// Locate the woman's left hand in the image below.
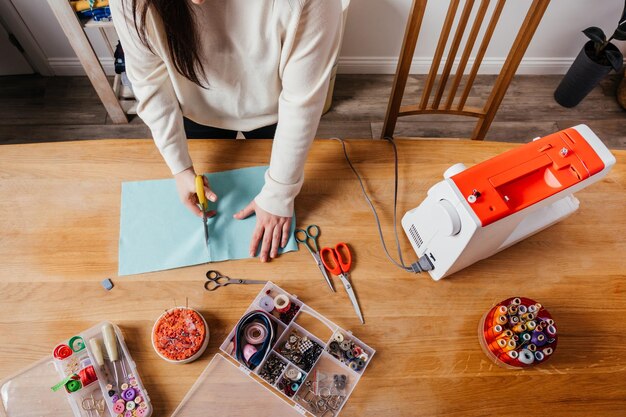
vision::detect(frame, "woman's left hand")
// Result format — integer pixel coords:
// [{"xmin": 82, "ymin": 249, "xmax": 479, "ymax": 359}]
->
[{"xmin": 234, "ymin": 200, "xmax": 292, "ymax": 262}]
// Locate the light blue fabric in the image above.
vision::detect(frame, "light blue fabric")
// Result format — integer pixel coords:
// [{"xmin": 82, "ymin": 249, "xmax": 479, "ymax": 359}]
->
[{"xmin": 118, "ymin": 166, "xmax": 298, "ymax": 276}]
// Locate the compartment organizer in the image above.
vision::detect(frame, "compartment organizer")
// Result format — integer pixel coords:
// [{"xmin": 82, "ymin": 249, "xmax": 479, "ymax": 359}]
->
[
  {"xmin": 173, "ymin": 282, "xmax": 375, "ymax": 417},
  {"xmin": 0, "ymin": 322, "xmax": 152, "ymax": 417}
]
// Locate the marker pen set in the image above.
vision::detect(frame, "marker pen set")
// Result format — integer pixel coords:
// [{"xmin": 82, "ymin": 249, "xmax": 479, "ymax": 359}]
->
[{"xmin": 478, "ymin": 297, "xmax": 558, "ymax": 368}]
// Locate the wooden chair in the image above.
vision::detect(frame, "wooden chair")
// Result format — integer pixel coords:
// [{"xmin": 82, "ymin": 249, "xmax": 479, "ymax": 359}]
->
[{"xmin": 382, "ymin": 0, "xmax": 551, "ymax": 140}]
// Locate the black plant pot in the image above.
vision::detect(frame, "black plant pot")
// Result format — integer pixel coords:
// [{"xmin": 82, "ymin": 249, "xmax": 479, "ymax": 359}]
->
[{"xmin": 554, "ymin": 41, "xmax": 619, "ymax": 108}]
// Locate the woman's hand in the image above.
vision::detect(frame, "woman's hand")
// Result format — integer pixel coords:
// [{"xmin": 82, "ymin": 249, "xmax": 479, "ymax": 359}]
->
[
  {"xmin": 234, "ymin": 200, "xmax": 292, "ymax": 262},
  {"xmin": 174, "ymin": 167, "xmax": 217, "ymax": 218}
]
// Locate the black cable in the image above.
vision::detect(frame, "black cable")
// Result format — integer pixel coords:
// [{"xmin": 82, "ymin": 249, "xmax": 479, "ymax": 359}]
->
[{"xmin": 332, "ymin": 137, "xmax": 434, "ymax": 274}]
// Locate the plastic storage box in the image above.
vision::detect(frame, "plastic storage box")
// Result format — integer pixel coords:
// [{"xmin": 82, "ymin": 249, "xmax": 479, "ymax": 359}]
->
[
  {"xmin": 171, "ymin": 282, "xmax": 374, "ymax": 417},
  {"xmin": 0, "ymin": 322, "xmax": 152, "ymax": 417}
]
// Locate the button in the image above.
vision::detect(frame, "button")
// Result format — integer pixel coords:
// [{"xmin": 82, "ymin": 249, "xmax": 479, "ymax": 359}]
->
[
  {"xmin": 124, "ymin": 411, "xmax": 133, "ymax": 417},
  {"xmin": 126, "ymin": 401, "xmax": 136, "ymax": 410},
  {"xmin": 333, "ymin": 333, "xmax": 344, "ymax": 343},
  {"xmin": 106, "ymin": 384, "xmax": 113, "ymax": 391},
  {"xmin": 135, "ymin": 396, "xmax": 143, "ymax": 404},
  {"xmin": 111, "ymin": 394, "xmax": 120, "ymax": 402},
  {"xmin": 136, "ymin": 407, "xmax": 148, "ymax": 417},
  {"xmin": 122, "ymin": 388, "xmax": 137, "ymax": 402},
  {"xmin": 121, "ymin": 383, "xmax": 129, "ymax": 390},
  {"xmin": 130, "ymin": 378, "xmax": 138, "ymax": 387},
  {"xmin": 113, "ymin": 402, "xmax": 126, "ymax": 414}
]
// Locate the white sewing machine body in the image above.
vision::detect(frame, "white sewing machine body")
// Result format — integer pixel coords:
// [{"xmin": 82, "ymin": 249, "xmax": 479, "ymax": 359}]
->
[{"xmin": 402, "ymin": 125, "xmax": 616, "ymax": 280}]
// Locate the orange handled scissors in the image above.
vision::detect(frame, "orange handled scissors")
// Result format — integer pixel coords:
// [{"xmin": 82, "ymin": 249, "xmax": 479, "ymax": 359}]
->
[{"xmin": 320, "ymin": 243, "xmax": 364, "ymax": 324}]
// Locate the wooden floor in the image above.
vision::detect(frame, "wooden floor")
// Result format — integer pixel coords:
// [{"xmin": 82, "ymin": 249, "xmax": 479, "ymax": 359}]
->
[{"xmin": 0, "ymin": 74, "xmax": 624, "ymax": 148}]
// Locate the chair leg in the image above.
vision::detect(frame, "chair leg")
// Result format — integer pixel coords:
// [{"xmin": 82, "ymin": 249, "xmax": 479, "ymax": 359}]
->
[{"xmin": 382, "ymin": 0, "xmax": 428, "ymax": 139}]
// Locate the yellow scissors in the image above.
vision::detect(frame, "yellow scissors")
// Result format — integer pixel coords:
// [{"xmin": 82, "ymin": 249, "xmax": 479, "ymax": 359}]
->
[{"xmin": 195, "ymin": 175, "xmax": 210, "ymax": 255}]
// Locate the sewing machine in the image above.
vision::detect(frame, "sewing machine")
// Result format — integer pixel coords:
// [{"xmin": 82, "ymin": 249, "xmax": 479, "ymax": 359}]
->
[{"xmin": 402, "ymin": 125, "xmax": 616, "ymax": 280}]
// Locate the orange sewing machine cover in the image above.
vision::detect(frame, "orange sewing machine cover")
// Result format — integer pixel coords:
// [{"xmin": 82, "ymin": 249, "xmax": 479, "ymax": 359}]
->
[{"xmin": 451, "ymin": 128, "xmax": 605, "ymax": 226}]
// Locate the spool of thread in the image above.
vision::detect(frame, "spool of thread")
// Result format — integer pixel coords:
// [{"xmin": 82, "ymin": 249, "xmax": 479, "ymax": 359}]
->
[
  {"xmin": 518, "ymin": 349, "xmax": 534, "ymax": 365},
  {"xmin": 511, "ymin": 298, "xmax": 522, "ymax": 306},
  {"xmin": 274, "ymin": 294, "xmax": 291, "ymax": 313},
  {"xmin": 244, "ymin": 323, "xmax": 268, "ymax": 345},
  {"xmin": 489, "ymin": 338, "xmax": 507, "ymax": 352},
  {"xmin": 534, "ymin": 351, "xmax": 545, "ymax": 361},
  {"xmin": 496, "ymin": 330, "xmax": 514, "ymax": 340},
  {"xmin": 65, "ymin": 379, "xmax": 82, "ymax": 393},
  {"xmin": 259, "ymin": 295, "xmax": 275, "ymax": 312},
  {"xmin": 531, "ymin": 331, "xmax": 547, "ymax": 347},
  {"xmin": 78, "ymin": 365, "xmax": 98, "ymax": 387},
  {"xmin": 53, "ymin": 344, "xmax": 73, "ymax": 360},
  {"xmin": 526, "ymin": 320, "xmax": 537, "ymax": 331},
  {"xmin": 518, "ymin": 305, "xmax": 528, "ymax": 314},
  {"xmin": 486, "ymin": 324, "xmax": 503, "ymax": 339},
  {"xmin": 545, "ymin": 325, "xmax": 557, "ymax": 337}
]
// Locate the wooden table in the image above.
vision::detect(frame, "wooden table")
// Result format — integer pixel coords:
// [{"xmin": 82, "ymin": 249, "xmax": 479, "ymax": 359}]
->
[{"xmin": 0, "ymin": 139, "xmax": 624, "ymax": 416}]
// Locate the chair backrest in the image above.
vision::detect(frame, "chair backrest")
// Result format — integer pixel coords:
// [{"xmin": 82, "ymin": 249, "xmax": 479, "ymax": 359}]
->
[{"xmin": 382, "ymin": 0, "xmax": 550, "ymax": 140}]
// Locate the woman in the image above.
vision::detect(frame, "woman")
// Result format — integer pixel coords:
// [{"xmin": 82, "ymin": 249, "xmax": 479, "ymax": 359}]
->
[{"xmin": 111, "ymin": 0, "xmax": 341, "ymax": 262}]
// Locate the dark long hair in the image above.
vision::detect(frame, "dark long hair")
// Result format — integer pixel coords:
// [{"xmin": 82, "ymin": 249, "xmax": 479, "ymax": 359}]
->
[{"xmin": 128, "ymin": 0, "xmax": 206, "ymax": 86}]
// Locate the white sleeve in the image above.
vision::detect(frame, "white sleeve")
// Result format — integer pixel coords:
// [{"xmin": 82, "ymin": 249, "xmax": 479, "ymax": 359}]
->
[
  {"xmin": 110, "ymin": 0, "xmax": 192, "ymax": 174},
  {"xmin": 254, "ymin": 0, "xmax": 342, "ymax": 217}
]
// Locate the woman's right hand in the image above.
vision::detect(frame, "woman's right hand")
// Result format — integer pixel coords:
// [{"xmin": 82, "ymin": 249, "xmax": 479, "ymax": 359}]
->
[{"xmin": 175, "ymin": 167, "xmax": 217, "ymax": 217}]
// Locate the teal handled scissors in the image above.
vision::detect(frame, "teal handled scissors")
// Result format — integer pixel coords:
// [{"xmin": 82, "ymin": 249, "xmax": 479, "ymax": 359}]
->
[
  {"xmin": 320, "ymin": 243, "xmax": 364, "ymax": 324},
  {"xmin": 204, "ymin": 270, "xmax": 267, "ymax": 291},
  {"xmin": 294, "ymin": 225, "xmax": 335, "ymax": 292}
]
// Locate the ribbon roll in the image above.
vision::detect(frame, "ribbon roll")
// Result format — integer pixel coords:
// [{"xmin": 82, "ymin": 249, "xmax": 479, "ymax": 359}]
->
[
  {"xmin": 274, "ymin": 294, "xmax": 291, "ymax": 313},
  {"xmin": 244, "ymin": 323, "xmax": 268, "ymax": 345},
  {"xmin": 259, "ymin": 295, "xmax": 275, "ymax": 313}
]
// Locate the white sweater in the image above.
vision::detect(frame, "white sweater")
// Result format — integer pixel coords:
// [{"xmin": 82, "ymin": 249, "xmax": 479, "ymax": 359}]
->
[{"xmin": 111, "ymin": 0, "xmax": 341, "ymax": 217}]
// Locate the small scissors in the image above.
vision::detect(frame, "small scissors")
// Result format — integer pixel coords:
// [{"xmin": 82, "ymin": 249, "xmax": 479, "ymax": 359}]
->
[
  {"xmin": 294, "ymin": 225, "xmax": 335, "ymax": 292},
  {"xmin": 320, "ymin": 243, "xmax": 364, "ymax": 324},
  {"xmin": 204, "ymin": 270, "xmax": 267, "ymax": 291}
]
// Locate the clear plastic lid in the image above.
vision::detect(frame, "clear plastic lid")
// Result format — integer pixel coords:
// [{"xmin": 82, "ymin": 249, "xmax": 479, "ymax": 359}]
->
[
  {"xmin": 0, "ymin": 357, "xmax": 74, "ymax": 417},
  {"xmin": 170, "ymin": 354, "xmax": 301, "ymax": 417}
]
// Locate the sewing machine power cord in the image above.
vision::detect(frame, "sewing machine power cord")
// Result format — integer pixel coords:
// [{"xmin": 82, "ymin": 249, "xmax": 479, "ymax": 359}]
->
[{"xmin": 333, "ymin": 137, "xmax": 434, "ymax": 274}]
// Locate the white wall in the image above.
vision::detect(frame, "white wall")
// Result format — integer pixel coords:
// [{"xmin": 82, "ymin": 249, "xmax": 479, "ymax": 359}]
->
[
  {"xmin": 6, "ymin": 0, "xmax": 626, "ymax": 76},
  {"xmin": 338, "ymin": 0, "xmax": 626, "ymax": 74}
]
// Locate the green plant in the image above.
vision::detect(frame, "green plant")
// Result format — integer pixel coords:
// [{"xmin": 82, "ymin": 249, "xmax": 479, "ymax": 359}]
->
[{"xmin": 582, "ymin": 0, "xmax": 626, "ymax": 71}]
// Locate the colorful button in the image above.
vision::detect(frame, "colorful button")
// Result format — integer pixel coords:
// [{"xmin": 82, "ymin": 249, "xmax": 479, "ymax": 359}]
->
[
  {"xmin": 136, "ymin": 408, "xmax": 148, "ymax": 417},
  {"xmin": 124, "ymin": 411, "xmax": 133, "ymax": 417},
  {"xmin": 126, "ymin": 401, "xmax": 136, "ymax": 410},
  {"xmin": 121, "ymin": 383, "xmax": 129, "ymax": 390},
  {"xmin": 113, "ymin": 402, "xmax": 125, "ymax": 414},
  {"xmin": 135, "ymin": 396, "xmax": 143, "ymax": 404},
  {"xmin": 122, "ymin": 387, "xmax": 136, "ymax": 401},
  {"xmin": 130, "ymin": 378, "xmax": 138, "ymax": 387}
]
